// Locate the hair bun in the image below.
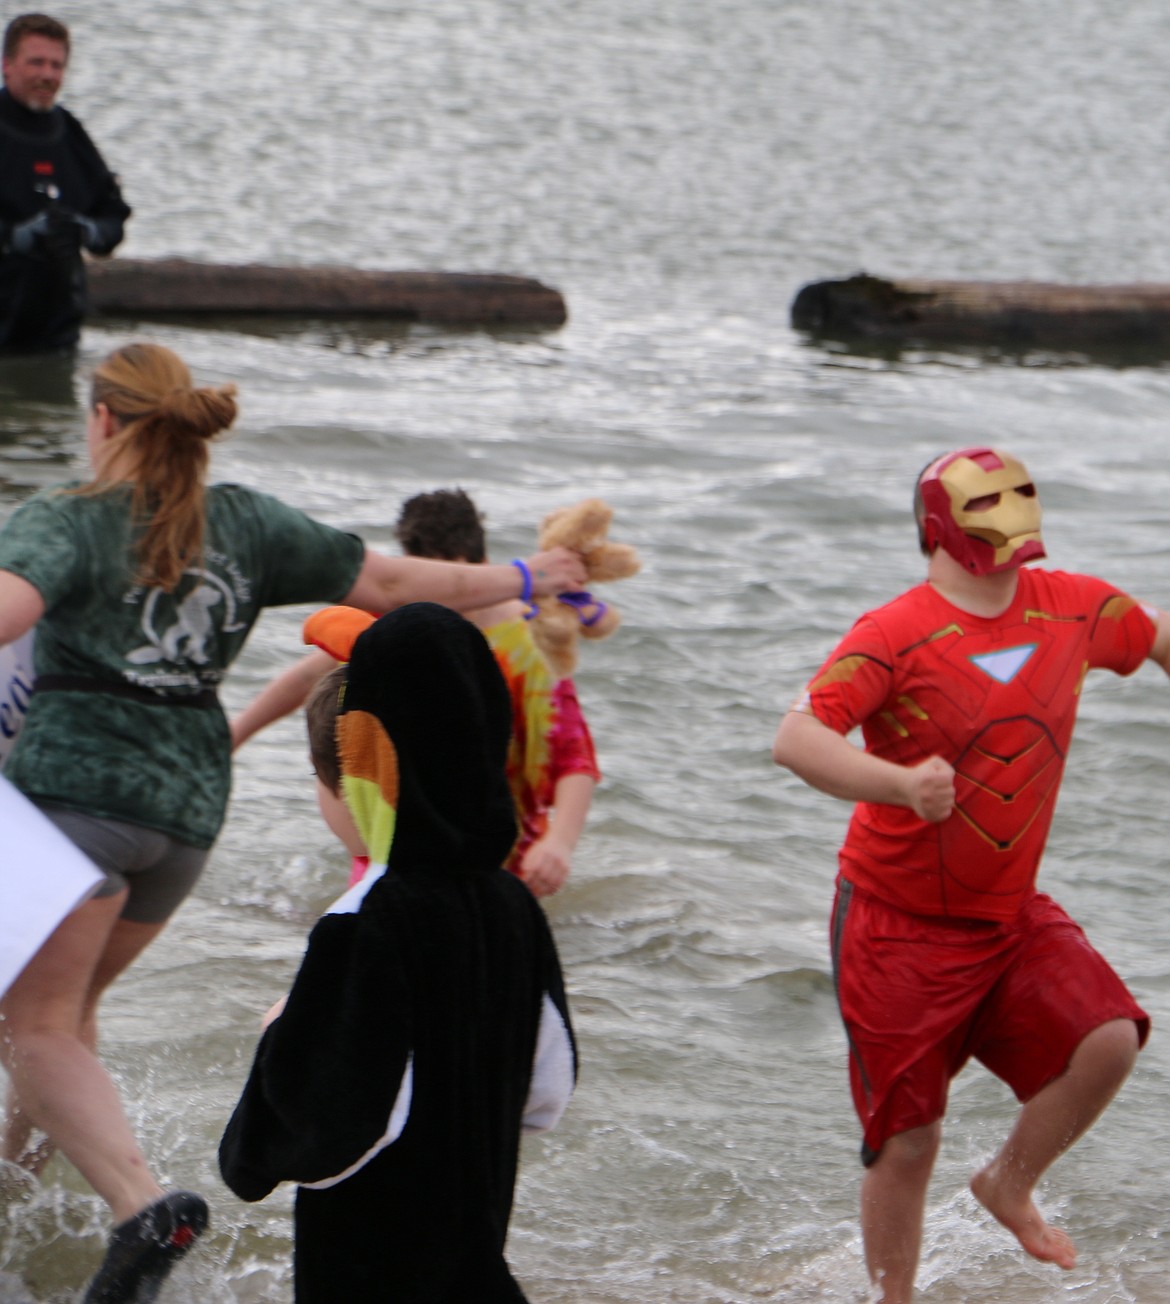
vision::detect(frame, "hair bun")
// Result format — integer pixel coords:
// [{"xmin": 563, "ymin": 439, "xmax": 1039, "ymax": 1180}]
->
[{"xmin": 159, "ymin": 383, "xmax": 239, "ymax": 439}]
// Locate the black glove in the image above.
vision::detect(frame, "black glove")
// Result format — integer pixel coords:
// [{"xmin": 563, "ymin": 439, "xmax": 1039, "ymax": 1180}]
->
[
  {"xmin": 8, "ymin": 209, "xmax": 51, "ymax": 255},
  {"xmin": 74, "ymin": 214, "xmax": 102, "ymax": 251},
  {"xmin": 39, "ymin": 205, "xmax": 84, "ymax": 262},
  {"xmin": 8, "ymin": 206, "xmax": 105, "ymax": 258}
]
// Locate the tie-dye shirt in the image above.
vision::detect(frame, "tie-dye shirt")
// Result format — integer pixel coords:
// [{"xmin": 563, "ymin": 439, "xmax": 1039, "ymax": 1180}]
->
[{"xmin": 483, "ymin": 617, "xmax": 601, "ymax": 873}]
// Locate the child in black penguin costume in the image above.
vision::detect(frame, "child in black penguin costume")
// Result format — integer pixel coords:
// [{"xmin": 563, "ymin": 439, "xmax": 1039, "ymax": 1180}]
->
[{"xmin": 219, "ymin": 603, "xmax": 578, "ymax": 1303}]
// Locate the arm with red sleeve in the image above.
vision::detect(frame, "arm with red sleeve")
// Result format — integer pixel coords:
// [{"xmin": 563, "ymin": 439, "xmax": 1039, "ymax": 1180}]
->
[
  {"xmin": 772, "ymin": 608, "xmax": 957, "ymax": 824},
  {"xmin": 518, "ymin": 677, "xmax": 601, "ymax": 896}
]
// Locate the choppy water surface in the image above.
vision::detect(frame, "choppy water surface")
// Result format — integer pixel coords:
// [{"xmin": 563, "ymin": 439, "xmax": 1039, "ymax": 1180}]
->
[{"xmin": 4, "ymin": 2, "xmax": 1170, "ymax": 1300}]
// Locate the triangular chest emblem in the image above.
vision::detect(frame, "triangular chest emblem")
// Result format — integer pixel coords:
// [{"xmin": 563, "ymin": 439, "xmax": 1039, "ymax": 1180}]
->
[{"xmin": 969, "ymin": 643, "xmax": 1037, "ymax": 684}]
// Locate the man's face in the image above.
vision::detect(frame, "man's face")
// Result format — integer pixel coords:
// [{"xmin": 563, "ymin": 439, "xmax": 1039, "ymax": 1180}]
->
[{"xmin": 3, "ymin": 34, "xmax": 68, "ymax": 111}]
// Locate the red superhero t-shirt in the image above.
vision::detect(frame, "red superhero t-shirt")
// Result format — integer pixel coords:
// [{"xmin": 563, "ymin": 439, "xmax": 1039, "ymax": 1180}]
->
[{"xmin": 800, "ymin": 569, "xmax": 1155, "ymax": 921}]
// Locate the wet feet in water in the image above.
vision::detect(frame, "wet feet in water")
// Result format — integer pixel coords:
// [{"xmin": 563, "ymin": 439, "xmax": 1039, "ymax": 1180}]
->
[{"xmin": 970, "ymin": 1167, "xmax": 1076, "ymax": 1270}]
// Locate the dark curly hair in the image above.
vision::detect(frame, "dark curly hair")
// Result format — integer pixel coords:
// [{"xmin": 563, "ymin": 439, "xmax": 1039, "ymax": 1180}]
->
[{"xmin": 394, "ymin": 488, "xmax": 486, "ymax": 563}]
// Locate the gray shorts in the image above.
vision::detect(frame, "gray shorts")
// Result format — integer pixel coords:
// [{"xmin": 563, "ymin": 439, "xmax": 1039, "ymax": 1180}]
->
[{"xmin": 37, "ymin": 804, "xmax": 209, "ymax": 925}]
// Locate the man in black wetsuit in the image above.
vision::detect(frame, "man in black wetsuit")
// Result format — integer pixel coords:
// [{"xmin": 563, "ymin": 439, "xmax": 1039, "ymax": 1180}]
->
[{"xmin": 0, "ymin": 14, "xmax": 131, "ymax": 353}]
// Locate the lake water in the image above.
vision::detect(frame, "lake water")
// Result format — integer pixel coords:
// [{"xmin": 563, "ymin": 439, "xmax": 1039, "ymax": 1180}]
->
[{"xmin": 3, "ymin": 2, "xmax": 1170, "ymax": 1301}]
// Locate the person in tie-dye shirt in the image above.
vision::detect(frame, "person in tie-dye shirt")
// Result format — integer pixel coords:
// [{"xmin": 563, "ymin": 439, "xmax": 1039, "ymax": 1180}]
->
[
  {"xmin": 394, "ymin": 489, "xmax": 599, "ymax": 895},
  {"xmin": 232, "ymin": 489, "xmax": 600, "ymax": 897}
]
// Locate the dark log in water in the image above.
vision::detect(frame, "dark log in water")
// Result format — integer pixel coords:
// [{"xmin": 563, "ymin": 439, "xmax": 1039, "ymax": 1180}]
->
[
  {"xmin": 790, "ymin": 273, "xmax": 1170, "ymax": 352},
  {"xmin": 86, "ymin": 257, "xmax": 567, "ymax": 328}
]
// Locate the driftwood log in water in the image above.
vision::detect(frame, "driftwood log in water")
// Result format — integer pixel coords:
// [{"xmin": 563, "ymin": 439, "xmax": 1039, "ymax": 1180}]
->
[
  {"xmin": 790, "ymin": 273, "xmax": 1170, "ymax": 352},
  {"xmin": 86, "ymin": 257, "xmax": 567, "ymax": 328}
]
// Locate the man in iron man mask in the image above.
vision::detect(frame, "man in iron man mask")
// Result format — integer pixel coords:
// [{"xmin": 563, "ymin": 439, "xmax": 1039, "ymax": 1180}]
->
[{"xmin": 773, "ymin": 446, "xmax": 1170, "ymax": 1304}]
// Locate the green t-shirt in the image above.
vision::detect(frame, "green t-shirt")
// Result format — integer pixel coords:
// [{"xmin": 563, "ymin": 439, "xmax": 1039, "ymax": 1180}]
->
[{"xmin": 0, "ymin": 482, "xmax": 365, "ymax": 847}]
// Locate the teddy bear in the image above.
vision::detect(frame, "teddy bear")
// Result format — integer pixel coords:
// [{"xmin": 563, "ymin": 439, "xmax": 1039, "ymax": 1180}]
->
[{"xmin": 528, "ymin": 498, "xmax": 640, "ymax": 678}]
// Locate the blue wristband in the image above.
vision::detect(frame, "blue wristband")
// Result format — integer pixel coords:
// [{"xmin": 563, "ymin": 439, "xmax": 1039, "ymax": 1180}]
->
[{"xmin": 511, "ymin": 558, "xmax": 533, "ymax": 605}]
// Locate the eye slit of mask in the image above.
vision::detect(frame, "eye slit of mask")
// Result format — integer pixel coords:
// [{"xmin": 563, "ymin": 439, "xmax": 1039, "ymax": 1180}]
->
[{"xmin": 963, "ymin": 492, "xmax": 1001, "ymax": 512}]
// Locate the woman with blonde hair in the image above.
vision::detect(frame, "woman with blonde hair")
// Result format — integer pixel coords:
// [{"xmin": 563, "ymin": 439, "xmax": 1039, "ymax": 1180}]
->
[{"xmin": 0, "ymin": 341, "xmax": 585, "ymax": 1302}]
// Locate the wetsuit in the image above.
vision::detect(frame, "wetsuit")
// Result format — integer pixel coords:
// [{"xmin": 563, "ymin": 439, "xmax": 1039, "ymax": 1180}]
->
[{"xmin": 0, "ymin": 87, "xmax": 130, "ymax": 351}]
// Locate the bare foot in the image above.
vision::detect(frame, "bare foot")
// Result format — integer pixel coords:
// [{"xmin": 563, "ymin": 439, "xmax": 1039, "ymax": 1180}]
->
[{"xmin": 970, "ymin": 1166, "xmax": 1077, "ymax": 1270}]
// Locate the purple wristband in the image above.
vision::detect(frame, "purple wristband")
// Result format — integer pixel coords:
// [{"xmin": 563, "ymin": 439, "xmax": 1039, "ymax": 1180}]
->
[
  {"xmin": 511, "ymin": 558, "xmax": 533, "ymax": 605},
  {"xmin": 558, "ymin": 590, "xmax": 609, "ymax": 627}
]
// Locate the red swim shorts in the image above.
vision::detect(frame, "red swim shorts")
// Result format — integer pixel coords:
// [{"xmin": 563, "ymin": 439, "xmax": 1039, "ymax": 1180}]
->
[{"xmin": 831, "ymin": 879, "xmax": 1149, "ymax": 1166}]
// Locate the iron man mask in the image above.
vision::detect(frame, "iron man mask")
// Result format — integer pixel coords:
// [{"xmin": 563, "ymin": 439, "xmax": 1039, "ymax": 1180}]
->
[{"xmin": 918, "ymin": 447, "xmax": 1046, "ymax": 575}]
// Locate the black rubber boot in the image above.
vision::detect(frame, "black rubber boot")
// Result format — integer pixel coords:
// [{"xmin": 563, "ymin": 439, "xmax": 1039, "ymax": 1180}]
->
[{"xmin": 82, "ymin": 1191, "xmax": 209, "ymax": 1304}]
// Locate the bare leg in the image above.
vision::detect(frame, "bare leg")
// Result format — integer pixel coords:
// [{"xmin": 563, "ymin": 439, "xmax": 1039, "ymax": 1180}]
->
[
  {"xmin": 4, "ymin": 912, "xmax": 164, "ymax": 1178},
  {"xmin": 0, "ymin": 895, "xmax": 168, "ymax": 1223},
  {"xmin": 5, "ymin": 980, "xmax": 99, "ymax": 1172},
  {"xmin": 860, "ymin": 1121, "xmax": 942, "ymax": 1304},
  {"xmin": 970, "ymin": 1018, "xmax": 1138, "ymax": 1271}
]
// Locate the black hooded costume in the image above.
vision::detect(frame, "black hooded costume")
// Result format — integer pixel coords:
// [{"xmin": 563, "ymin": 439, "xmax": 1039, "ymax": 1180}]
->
[{"xmin": 219, "ymin": 604, "xmax": 578, "ymax": 1303}]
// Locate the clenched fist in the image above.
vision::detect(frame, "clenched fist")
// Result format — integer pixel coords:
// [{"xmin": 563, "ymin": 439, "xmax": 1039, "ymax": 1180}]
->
[{"xmin": 903, "ymin": 755, "xmax": 955, "ymax": 823}]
